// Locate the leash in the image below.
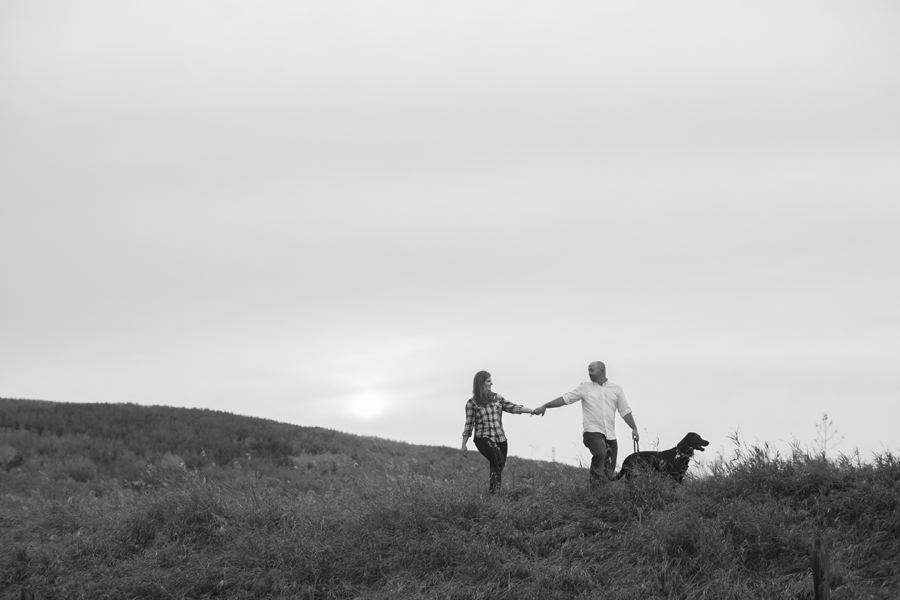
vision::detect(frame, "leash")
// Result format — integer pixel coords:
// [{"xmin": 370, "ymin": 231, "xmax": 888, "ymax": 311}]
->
[{"xmin": 633, "ymin": 439, "xmax": 640, "ymax": 453}]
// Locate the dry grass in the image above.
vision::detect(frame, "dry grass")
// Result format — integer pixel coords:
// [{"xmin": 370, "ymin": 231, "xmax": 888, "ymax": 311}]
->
[{"xmin": 3, "ymin": 439, "xmax": 900, "ymax": 599}]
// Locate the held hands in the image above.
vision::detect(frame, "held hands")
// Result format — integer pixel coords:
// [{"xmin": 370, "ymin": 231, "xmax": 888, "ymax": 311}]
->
[{"xmin": 532, "ymin": 406, "xmax": 546, "ymax": 416}]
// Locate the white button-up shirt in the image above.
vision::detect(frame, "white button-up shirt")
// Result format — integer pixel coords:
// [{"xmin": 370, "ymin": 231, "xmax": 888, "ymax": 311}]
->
[{"xmin": 562, "ymin": 380, "xmax": 632, "ymax": 438}]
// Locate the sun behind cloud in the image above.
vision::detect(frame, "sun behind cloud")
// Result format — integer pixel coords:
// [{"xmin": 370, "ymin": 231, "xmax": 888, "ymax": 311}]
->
[{"xmin": 345, "ymin": 389, "xmax": 390, "ymax": 420}]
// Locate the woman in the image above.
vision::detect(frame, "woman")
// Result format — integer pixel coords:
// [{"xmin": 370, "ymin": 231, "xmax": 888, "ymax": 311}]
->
[{"xmin": 461, "ymin": 370, "xmax": 538, "ymax": 494}]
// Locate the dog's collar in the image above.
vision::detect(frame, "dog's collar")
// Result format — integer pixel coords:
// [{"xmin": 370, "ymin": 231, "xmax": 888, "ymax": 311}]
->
[{"xmin": 675, "ymin": 448, "xmax": 693, "ymax": 461}]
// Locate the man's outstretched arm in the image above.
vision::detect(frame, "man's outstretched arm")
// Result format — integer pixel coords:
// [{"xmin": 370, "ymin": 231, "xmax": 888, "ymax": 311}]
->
[{"xmin": 533, "ymin": 397, "xmax": 565, "ymax": 416}]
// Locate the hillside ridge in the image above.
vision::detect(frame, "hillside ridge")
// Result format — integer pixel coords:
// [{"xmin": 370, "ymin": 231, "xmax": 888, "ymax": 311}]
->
[{"xmin": 3, "ymin": 397, "xmax": 899, "ymax": 599}]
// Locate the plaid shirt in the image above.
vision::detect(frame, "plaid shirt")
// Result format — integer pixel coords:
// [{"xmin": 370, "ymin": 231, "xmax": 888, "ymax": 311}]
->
[{"xmin": 462, "ymin": 394, "xmax": 526, "ymax": 442}]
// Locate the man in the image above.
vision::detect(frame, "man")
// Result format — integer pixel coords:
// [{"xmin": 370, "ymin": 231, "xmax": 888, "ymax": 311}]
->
[{"xmin": 534, "ymin": 361, "xmax": 639, "ymax": 482}]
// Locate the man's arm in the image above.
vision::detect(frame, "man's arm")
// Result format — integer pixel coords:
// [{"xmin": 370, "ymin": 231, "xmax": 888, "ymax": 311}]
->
[
  {"xmin": 623, "ymin": 412, "xmax": 639, "ymax": 441},
  {"xmin": 532, "ymin": 396, "xmax": 565, "ymax": 416}
]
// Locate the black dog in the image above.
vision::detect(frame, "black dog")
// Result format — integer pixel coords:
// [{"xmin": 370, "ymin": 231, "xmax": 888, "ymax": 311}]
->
[{"xmin": 616, "ymin": 432, "xmax": 709, "ymax": 483}]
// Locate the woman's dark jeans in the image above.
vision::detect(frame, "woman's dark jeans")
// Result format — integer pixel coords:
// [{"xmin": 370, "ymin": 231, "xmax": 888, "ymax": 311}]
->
[
  {"xmin": 474, "ymin": 437, "xmax": 508, "ymax": 493},
  {"xmin": 582, "ymin": 432, "xmax": 618, "ymax": 481}
]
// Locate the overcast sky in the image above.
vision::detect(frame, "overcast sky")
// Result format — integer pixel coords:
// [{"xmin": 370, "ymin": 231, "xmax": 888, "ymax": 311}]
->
[{"xmin": 2, "ymin": 1, "xmax": 898, "ymax": 469}]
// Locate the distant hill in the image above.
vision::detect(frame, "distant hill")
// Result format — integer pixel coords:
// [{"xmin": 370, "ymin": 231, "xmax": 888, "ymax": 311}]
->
[
  {"xmin": 0, "ymin": 397, "xmax": 553, "ymax": 492},
  {"xmin": 0, "ymin": 398, "xmax": 506, "ymax": 487},
  {"xmin": 1, "ymin": 397, "xmax": 424, "ymax": 463}
]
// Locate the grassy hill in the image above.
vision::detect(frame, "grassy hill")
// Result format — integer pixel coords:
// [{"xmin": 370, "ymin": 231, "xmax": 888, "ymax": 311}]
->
[{"xmin": 1, "ymin": 397, "xmax": 898, "ymax": 599}]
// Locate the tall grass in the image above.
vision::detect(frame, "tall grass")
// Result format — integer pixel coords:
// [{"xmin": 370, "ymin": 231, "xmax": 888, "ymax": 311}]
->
[{"xmin": 3, "ymin": 441, "xmax": 899, "ymax": 599}]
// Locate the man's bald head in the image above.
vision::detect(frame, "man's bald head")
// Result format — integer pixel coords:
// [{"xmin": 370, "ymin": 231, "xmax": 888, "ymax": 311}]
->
[{"xmin": 588, "ymin": 361, "xmax": 607, "ymax": 384}]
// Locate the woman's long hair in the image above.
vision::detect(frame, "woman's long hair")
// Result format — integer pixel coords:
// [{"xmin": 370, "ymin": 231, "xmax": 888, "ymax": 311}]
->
[{"xmin": 472, "ymin": 370, "xmax": 497, "ymax": 405}]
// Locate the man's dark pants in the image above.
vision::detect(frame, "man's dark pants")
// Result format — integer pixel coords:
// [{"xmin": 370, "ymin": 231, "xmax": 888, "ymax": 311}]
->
[
  {"xmin": 474, "ymin": 437, "xmax": 508, "ymax": 493},
  {"xmin": 583, "ymin": 431, "xmax": 618, "ymax": 481}
]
